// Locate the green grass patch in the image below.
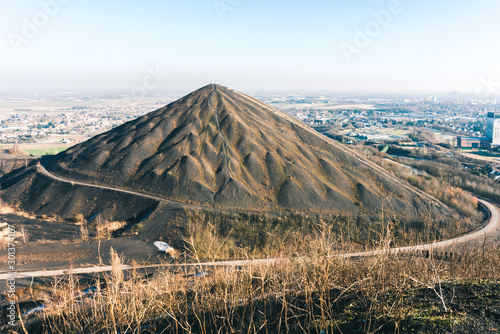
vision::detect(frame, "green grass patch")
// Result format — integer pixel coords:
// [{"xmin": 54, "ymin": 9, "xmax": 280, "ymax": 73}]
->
[{"xmin": 23, "ymin": 146, "xmax": 69, "ymax": 156}]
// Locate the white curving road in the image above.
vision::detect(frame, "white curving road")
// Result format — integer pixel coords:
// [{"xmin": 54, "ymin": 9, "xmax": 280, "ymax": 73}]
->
[{"xmin": 35, "ymin": 163, "xmax": 184, "ymax": 206}]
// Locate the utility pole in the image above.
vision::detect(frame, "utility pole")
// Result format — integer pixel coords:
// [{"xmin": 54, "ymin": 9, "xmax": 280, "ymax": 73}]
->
[{"xmin": 13, "ymin": 138, "xmax": 19, "ymax": 155}]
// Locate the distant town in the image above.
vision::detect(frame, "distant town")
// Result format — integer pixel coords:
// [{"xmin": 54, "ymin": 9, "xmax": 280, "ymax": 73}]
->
[
  {"xmin": 1, "ymin": 92, "xmax": 498, "ymax": 148},
  {"xmin": 0, "ymin": 92, "xmax": 178, "ymax": 144},
  {"xmin": 259, "ymin": 93, "xmax": 497, "ymax": 145}
]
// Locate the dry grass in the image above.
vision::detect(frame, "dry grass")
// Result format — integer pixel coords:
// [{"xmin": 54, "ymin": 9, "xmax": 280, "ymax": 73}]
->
[
  {"xmin": 376, "ymin": 157, "xmax": 481, "ymax": 223},
  {"xmin": 26, "ymin": 224, "xmax": 500, "ymax": 334},
  {"xmin": 96, "ymin": 220, "xmax": 127, "ymax": 240},
  {"xmin": 0, "ymin": 200, "xmax": 31, "ymax": 248},
  {"xmin": 182, "ymin": 209, "xmax": 478, "ymax": 264},
  {"xmin": 0, "ymin": 198, "xmax": 50, "ymax": 220}
]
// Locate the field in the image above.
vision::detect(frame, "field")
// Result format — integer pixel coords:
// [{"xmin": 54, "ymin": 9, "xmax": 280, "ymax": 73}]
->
[
  {"xmin": 21, "ymin": 146, "xmax": 69, "ymax": 156},
  {"xmin": 461, "ymin": 153, "xmax": 500, "ymax": 163},
  {"xmin": 378, "ymin": 128, "xmax": 413, "ymax": 136},
  {"xmin": 460, "ymin": 151, "xmax": 500, "ymax": 163},
  {"xmin": 0, "ymin": 96, "xmax": 174, "ymax": 115},
  {"xmin": 270, "ymin": 102, "xmax": 377, "ymax": 111}
]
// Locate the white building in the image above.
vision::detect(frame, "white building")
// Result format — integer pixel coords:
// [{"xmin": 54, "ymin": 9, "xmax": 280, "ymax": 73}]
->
[{"xmin": 487, "ymin": 112, "xmax": 500, "ymax": 146}]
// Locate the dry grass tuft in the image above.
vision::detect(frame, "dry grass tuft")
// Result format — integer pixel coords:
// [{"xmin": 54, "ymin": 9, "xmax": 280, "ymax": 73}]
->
[{"xmin": 110, "ymin": 247, "xmax": 124, "ymax": 285}]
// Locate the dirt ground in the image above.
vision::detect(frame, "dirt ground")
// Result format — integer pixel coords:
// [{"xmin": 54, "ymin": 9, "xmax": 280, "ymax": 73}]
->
[{"xmin": 0, "ymin": 212, "xmax": 168, "ymax": 287}]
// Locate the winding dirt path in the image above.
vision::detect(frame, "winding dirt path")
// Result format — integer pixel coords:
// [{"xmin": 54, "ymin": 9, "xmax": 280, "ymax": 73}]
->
[{"xmin": 36, "ymin": 163, "xmax": 183, "ymax": 206}]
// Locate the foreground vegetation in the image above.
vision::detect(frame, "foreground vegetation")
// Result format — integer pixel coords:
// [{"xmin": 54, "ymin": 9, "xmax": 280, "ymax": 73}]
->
[
  {"xmin": 6, "ymin": 222, "xmax": 498, "ymax": 334},
  {"xmin": 374, "ymin": 137, "xmax": 500, "ymax": 206},
  {"xmin": 182, "ymin": 210, "xmax": 480, "ymax": 263},
  {"xmin": 373, "ymin": 157, "xmax": 481, "ymax": 222},
  {"xmin": 352, "ymin": 145, "xmax": 483, "ymax": 223}
]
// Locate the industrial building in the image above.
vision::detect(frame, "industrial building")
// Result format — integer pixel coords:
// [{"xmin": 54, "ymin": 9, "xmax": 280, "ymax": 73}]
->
[
  {"xmin": 457, "ymin": 137, "xmax": 491, "ymax": 149},
  {"xmin": 487, "ymin": 112, "xmax": 500, "ymax": 146}
]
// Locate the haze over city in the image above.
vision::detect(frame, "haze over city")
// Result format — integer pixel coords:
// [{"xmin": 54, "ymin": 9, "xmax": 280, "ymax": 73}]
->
[{"xmin": 1, "ymin": 0, "xmax": 500, "ymax": 94}]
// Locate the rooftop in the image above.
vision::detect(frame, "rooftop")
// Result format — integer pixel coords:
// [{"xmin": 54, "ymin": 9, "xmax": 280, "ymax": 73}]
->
[{"xmin": 458, "ymin": 137, "xmax": 491, "ymax": 141}]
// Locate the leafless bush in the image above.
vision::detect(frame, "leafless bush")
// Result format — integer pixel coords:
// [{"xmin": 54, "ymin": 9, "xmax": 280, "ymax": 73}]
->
[{"xmin": 79, "ymin": 223, "xmax": 89, "ymax": 243}]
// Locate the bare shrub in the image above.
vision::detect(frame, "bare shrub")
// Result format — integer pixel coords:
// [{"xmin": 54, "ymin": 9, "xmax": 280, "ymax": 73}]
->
[
  {"xmin": 0, "ymin": 198, "xmax": 15, "ymax": 214},
  {"xmin": 79, "ymin": 224, "xmax": 89, "ymax": 243},
  {"xmin": 96, "ymin": 220, "xmax": 126, "ymax": 240}
]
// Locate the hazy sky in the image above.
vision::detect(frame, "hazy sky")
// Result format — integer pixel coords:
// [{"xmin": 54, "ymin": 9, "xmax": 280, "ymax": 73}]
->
[{"xmin": 1, "ymin": 0, "xmax": 500, "ymax": 94}]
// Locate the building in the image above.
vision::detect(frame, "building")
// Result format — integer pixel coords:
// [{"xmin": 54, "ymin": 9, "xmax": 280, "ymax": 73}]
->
[
  {"xmin": 457, "ymin": 137, "xmax": 491, "ymax": 149},
  {"xmin": 457, "ymin": 112, "xmax": 500, "ymax": 149},
  {"xmin": 487, "ymin": 112, "xmax": 500, "ymax": 146}
]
